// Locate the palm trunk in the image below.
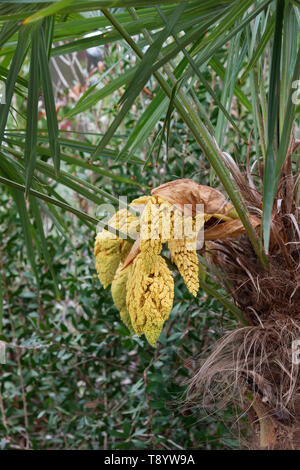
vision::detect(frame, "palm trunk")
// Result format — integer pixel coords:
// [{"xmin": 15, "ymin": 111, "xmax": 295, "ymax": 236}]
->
[{"xmin": 190, "ymin": 147, "xmax": 300, "ymax": 450}]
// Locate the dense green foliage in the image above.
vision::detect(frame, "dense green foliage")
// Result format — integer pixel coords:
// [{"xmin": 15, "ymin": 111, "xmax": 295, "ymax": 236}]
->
[
  {"xmin": 0, "ymin": 184, "xmax": 242, "ymax": 450},
  {"xmin": 0, "ymin": 0, "xmax": 299, "ymax": 450}
]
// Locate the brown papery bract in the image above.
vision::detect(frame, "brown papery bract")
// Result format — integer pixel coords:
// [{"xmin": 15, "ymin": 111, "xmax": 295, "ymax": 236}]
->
[{"xmin": 151, "ymin": 178, "xmax": 229, "ymax": 216}]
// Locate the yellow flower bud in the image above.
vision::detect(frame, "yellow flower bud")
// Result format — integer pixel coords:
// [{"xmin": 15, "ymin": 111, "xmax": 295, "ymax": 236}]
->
[
  {"xmin": 140, "ymin": 196, "xmax": 174, "ymax": 271},
  {"xmin": 126, "ymin": 253, "xmax": 174, "ymax": 346},
  {"xmin": 111, "ymin": 263, "xmax": 134, "ymax": 333},
  {"xmin": 168, "ymin": 239, "xmax": 199, "ymax": 296},
  {"xmin": 95, "ymin": 241, "xmax": 122, "ymax": 289},
  {"xmin": 94, "ymin": 209, "xmax": 138, "ymax": 288},
  {"xmin": 130, "ymin": 195, "xmax": 152, "ymax": 209}
]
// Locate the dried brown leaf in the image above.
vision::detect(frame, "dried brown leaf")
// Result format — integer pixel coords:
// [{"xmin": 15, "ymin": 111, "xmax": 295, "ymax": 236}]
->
[
  {"xmin": 151, "ymin": 179, "xmax": 228, "ymax": 216},
  {"xmin": 204, "ymin": 216, "xmax": 261, "ymax": 240}
]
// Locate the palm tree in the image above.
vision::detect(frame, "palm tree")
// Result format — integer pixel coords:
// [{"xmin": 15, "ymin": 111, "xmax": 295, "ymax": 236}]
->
[{"xmin": 0, "ymin": 0, "xmax": 299, "ymax": 448}]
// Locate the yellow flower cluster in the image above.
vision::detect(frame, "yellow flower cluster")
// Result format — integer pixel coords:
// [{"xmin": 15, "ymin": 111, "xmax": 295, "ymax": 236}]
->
[
  {"xmin": 126, "ymin": 254, "xmax": 174, "ymax": 346},
  {"xmin": 168, "ymin": 239, "xmax": 199, "ymax": 297},
  {"xmin": 111, "ymin": 263, "xmax": 134, "ymax": 333},
  {"xmin": 94, "ymin": 196, "xmax": 203, "ymax": 345},
  {"xmin": 94, "ymin": 209, "xmax": 138, "ymax": 288},
  {"xmin": 140, "ymin": 196, "xmax": 164, "ymax": 271},
  {"xmin": 139, "ymin": 195, "xmax": 203, "ymax": 295},
  {"xmin": 94, "ymin": 181, "xmax": 250, "ymax": 346}
]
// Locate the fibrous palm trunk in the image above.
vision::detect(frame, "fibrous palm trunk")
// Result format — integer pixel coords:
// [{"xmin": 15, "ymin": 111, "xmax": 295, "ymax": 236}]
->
[{"xmin": 189, "ymin": 139, "xmax": 300, "ymax": 449}]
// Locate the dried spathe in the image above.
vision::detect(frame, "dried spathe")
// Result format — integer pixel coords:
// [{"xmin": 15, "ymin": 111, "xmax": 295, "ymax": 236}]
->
[{"xmin": 151, "ymin": 179, "xmax": 228, "ymax": 215}]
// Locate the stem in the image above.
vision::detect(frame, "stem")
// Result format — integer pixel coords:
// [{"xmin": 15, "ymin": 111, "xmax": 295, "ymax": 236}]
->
[
  {"xmin": 198, "ymin": 278, "xmax": 248, "ymax": 325},
  {"xmin": 245, "ymin": 392, "xmax": 276, "ymax": 449}
]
